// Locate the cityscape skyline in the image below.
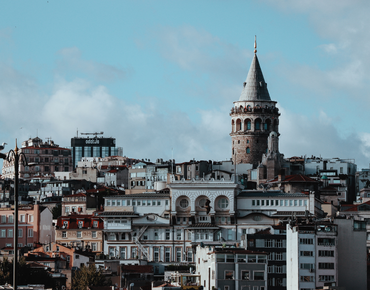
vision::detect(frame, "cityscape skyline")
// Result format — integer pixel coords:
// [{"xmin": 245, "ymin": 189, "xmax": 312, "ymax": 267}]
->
[{"xmin": 0, "ymin": 1, "xmax": 370, "ymax": 169}]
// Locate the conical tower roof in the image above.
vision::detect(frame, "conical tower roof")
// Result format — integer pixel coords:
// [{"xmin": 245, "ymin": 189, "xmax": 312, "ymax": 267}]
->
[{"xmin": 239, "ymin": 53, "xmax": 271, "ymax": 101}]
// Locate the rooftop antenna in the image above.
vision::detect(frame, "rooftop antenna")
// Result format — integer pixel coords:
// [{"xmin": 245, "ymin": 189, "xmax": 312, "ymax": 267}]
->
[
  {"xmin": 171, "ymin": 147, "xmax": 173, "ymax": 175},
  {"xmin": 254, "ymin": 35, "xmax": 257, "ymax": 54},
  {"xmin": 77, "ymin": 128, "xmax": 79, "ymax": 138}
]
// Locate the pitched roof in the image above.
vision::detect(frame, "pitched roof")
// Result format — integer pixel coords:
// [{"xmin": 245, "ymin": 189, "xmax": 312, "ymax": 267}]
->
[
  {"xmin": 239, "ymin": 54, "xmax": 271, "ymax": 101},
  {"xmin": 342, "ymin": 200, "xmax": 370, "ymax": 212},
  {"xmin": 56, "ymin": 214, "xmax": 104, "ymax": 229},
  {"xmin": 270, "ymin": 174, "xmax": 317, "ymax": 183}
]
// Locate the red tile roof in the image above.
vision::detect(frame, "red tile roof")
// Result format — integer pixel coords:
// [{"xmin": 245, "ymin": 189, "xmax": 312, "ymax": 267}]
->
[
  {"xmin": 342, "ymin": 200, "xmax": 370, "ymax": 212},
  {"xmin": 64, "ymin": 192, "xmax": 87, "ymax": 198},
  {"xmin": 56, "ymin": 214, "xmax": 104, "ymax": 229},
  {"xmin": 270, "ymin": 174, "xmax": 317, "ymax": 183}
]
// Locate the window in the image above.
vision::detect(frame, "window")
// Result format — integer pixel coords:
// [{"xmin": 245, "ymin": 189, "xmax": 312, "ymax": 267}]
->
[
  {"xmin": 317, "ymin": 238, "xmax": 335, "ymax": 246},
  {"xmin": 78, "ymin": 221, "xmax": 83, "ymax": 228},
  {"xmin": 300, "ymin": 251, "xmax": 313, "ymax": 256},
  {"xmin": 246, "ymin": 147, "xmax": 250, "ymax": 154},
  {"xmin": 28, "ymin": 229, "xmax": 33, "ymax": 237},
  {"xmin": 227, "ymin": 229, "xmax": 233, "ymax": 240},
  {"xmin": 165, "ymin": 248, "xmax": 171, "ymax": 262},
  {"xmin": 252, "ymin": 200, "xmax": 255, "ymax": 206},
  {"xmin": 20, "ymin": 215, "xmax": 25, "ymax": 222},
  {"xmin": 8, "ymin": 215, "xmax": 13, "ymax": 223},
  {"xmin": 92, "ymin": 231, "xmax": 97, "ymax": 238},
  {"xmin": 318, "ymin": 250, "xmax": 334, "ymax": 257},
  {"xmin": 77, "ymin": 231, "xmax": 82, "ymax": 238},
  {"xmin": 248, "ymin": 255, "xmax": 257, "ymax": 263},
  {"xmin": 253, "ymin": 272, "xmax": 264, "ymax": 280},
  {"xmin": 62, "ymin": 231, "xmax": 67, "ymax": 238},
  {"xmin": 225, "ymin": 270, "xmax": 234, "ymax": 279},
  {"xmin": 300, "ymin": 276, "xmax": 314, "ymax": 282},
  {"xmin": 93, "ymin": 221, "xmax": 98, "ymax": 228},
  {"xmin": 218, "ymin": 198, "xmax": 229, "ymax": 209},
  {"xmin": 91, "ymin": 243, "xmax": 97, "ymax": 251},
  {"xmin": 241, "ymin": 270, "xmax": 250, "ymax": 280},
  {"xmin": 319, "ymin": 263, "xmax": 334, "ymax": 269},
  {"xmin": 319, "ymin": 275, "xmax": 335, "ymax": 282},
  {"xmin": 120, "ymin": 247, "xmax": 126, "ymax": 259},
  {"xmin": 18, "ymin": 229, "xmax": 23, "ymax": 238},
  {"xmin": 154, "ymin": 247, "xmax": 159, "ymax": 262},
  {"xmin": 176, "ymin": 248, "xmax": 182, "ymax": 262},
  {"xmin": 8, "ymin": 229, "xmax": 13, "ymax": 237},
  {"xmin": 187, "ymin": 250, "xmax": 193, "ymax": 262},
  {"xmin": 1, "ymin": 215, "xmax": 6, "ymax": 223},
  {"xmin": 300, "ymin": 238, "xmax": 313, "ymax": 245},
  {"xmin": 180, "ymin": 199, "xmax": 189, "ymax": 208},
  {"xmin": 166, "ymin": 229, "xmax": 171, "ymax": 240},
  {"xmin": 176, "ymin": 229, "xmax": 182, "ymax": 240},
  {"xmin": 0, "ymin": 230, "xmax": 5, "ymax": 237},
  {"xmin": 300, "ymin": 263, "xmax": 314, "ymax": 270},
  {"xmin": 131, "ymin": 247, "xmax": 138, "ymax": 259}
]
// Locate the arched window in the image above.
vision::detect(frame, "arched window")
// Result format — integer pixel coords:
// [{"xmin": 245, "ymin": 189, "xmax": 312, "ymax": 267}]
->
[
  {"xmin": 218, "ymin": 198, "xmax": 229, "ymax": 209},
  {"xmin": 247, "ymin": 121, "xmax": 251, "ymax": 130},
  {"xmin": 255, "ymin": 120, "xmax": 261, "ymax": 130},
  {"xmin": 246, "ymin": 147, "xmax": 250, "ymax": 154},
  {"xmin": 180, "ymin": 199, "xmax": 189, "ymax": 208},
  {"xmin": 236, "ymin": 119, "xmax": 242, "ymax": 131}
]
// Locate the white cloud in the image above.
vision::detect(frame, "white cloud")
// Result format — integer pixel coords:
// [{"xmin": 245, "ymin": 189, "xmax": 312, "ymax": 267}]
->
[
  {"xmin": 56, "ymin": 47, "xmax": 131, "ymax": 83},
  {"xmin": 279, "ymin": 106, "xmax": 368, "ymax": 168}
]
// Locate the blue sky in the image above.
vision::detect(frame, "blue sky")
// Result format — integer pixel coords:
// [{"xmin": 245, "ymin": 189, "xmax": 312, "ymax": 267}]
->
[{"xmin": 1, "ymin": 0, "xmax": 370, "ymax": 169}]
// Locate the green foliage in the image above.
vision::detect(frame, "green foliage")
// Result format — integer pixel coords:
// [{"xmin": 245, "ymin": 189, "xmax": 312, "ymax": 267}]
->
[
  {"xmin": 72, "ymin": 264, "xmax": 111, "ymax": 290},
  {"xmin": 0, "ymin": 257, "xmax": 53, "ymax": 287},
  {"xmin": 52, "ymin": 203, "xmax": 62, "ymax": 219},
  {"xmin": 0, "ymin": 257, "xmax": 12, "ymax": 285}
]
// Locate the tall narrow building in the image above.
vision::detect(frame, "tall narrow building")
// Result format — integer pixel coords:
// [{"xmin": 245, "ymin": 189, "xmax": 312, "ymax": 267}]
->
[{"xmin": 230, "ymin": 39, "xmax": 280, "ymax": 166}]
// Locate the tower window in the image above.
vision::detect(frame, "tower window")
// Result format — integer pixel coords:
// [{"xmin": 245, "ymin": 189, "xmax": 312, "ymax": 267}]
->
[
  {"xmin": 238, "ymin": 140, "xmax": 240, "ymax": 144},
  {"xmin": 264, "ymin": 123, "xmax": 268, "ymax": 130},
  {"xmin": 232, "ymin": 148, "xmax": 234, "ymax": 155},
  {"xmin": 255, "ymin": 120, "xmax": 261, "ymax": 130},
  {"xmin": 246, "ymin": 148, "xmax": 250, "ymax": 154},
  {"xmin": 247, "ymin": 140, "xmax": 249, "ymax": 143}
]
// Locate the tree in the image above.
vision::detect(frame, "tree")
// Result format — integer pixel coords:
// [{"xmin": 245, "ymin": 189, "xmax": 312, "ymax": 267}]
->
[
  {"xmin": 52, "ymin": 203, "xmax": 62, "ymax": 219},
  {"xmin": 0, "ymin": 257, "xmax": 53, "ymax": 287},
  {"xmin": 72, "ymin": 264, "xmax": 111, "ymax": 290}
]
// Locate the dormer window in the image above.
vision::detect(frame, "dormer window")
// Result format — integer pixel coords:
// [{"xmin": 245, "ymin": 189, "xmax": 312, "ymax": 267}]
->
[
  {"xmin": 78, "ymin": 221, "xmax": 83, "ymax": 228},
  {"xmin": 63, "ymin": 221, "xmax": 68, "ymax": 228},
  {"xmin": 93, "ymin": 221, "xmax": 98, "ymax": 228}
]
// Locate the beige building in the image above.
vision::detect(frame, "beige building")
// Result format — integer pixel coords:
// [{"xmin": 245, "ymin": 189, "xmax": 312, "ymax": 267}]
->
[{"xmin": 55, "ymin": 213, "xmax": 104, "ymax": 253}]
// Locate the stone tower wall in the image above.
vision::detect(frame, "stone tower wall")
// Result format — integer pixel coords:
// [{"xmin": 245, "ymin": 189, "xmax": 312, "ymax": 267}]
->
[{"xmin": 230, "ymin": 102, "xmax": 280, "ymax": 166}]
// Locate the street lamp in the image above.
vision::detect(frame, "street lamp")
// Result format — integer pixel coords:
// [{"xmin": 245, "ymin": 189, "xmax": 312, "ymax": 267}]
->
[{"xmin": 0, "ymin": 140, "xmax": 28, "ymax": 290}]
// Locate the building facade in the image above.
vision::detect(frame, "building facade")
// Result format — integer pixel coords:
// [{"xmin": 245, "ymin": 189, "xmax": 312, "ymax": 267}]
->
[
  {"xmin": 1, "ymin": 137, "xmax": 72, "ymax": 180},
  {"xmin": 71, "ymin": 134, "xmax": 121, "ymax": 168}
]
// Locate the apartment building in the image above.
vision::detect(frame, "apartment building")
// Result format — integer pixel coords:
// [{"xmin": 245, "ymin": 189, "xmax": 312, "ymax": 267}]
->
[
  {"xmin": 196, "ymin": 244, "xmax": 268, "ymax": 290},
  {"xmin": 1, "ymin": 137, "xmax": 72, "ymax": 180},
  {"xmin": 0, "ymin": 203, "xmax": 53, "ymax": 249}
]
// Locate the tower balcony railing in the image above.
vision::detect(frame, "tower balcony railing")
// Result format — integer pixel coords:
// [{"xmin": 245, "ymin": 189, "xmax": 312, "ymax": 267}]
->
[{"xmin": 230, "ymin": 106, "xmax": 280, "ymax": 115}]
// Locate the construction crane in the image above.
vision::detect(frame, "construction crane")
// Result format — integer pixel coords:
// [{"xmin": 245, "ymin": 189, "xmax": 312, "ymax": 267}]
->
[{"xmin": 80, "ymin": 132, "xmax": 104, "ymax": 138}]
